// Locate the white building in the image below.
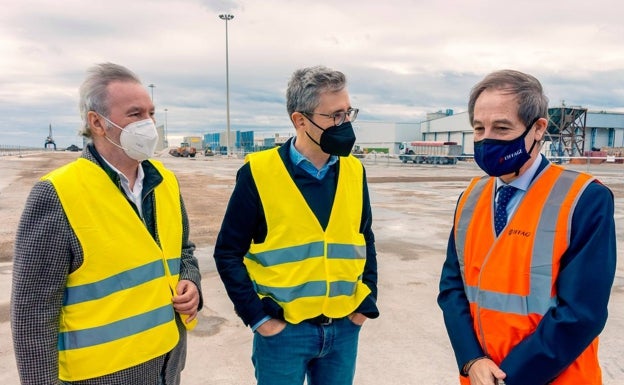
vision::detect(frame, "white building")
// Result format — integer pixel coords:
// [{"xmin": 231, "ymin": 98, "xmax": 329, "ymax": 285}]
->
[
  {"xmin": 420, "ymin": 112, "xmax": 473, "ymax": 154},
  {"xmin": 586, "ymin": 111, "xmax": 624, "ymax": 149},
  {"xmin": 353, "ymin": 121, "xmax": 421, "ymax": 154},
  {"xmin": 353, "ymin": 110, "xmax": 624, "ymax": 156}
]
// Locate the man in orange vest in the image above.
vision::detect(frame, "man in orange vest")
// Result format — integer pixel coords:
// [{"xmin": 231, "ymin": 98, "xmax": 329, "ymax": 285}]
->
[{"xmin": 438, "ymin": 69, "xmax": 616, "ymax": 385}]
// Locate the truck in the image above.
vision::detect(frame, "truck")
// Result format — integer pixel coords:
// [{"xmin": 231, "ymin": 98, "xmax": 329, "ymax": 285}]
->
[
  {"xmin": 169, "ymin": 142, "xmax": 197, "ymax": 158},
  {"xmin": 398, "ymin": 141, "xmax": 462, "ymax": 165}
]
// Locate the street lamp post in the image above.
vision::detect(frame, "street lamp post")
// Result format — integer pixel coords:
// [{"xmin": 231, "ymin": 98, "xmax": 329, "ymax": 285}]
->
[
  {"xmin": 164, "ymin": 108, "xmax": 168, "ymax": 149},
  {"xmin": 148, "ymin": 83, "xmax": 155, "ymax": 102},
  {"xmin": 219, "ymin": 13, "xmax": 234, "ymax": 156}
]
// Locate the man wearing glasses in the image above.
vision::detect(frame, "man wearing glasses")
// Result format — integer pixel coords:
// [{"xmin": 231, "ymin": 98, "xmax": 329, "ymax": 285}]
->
[{"xmin": 214, "ymin": 65, "xmax": 378, "ymax": 385}]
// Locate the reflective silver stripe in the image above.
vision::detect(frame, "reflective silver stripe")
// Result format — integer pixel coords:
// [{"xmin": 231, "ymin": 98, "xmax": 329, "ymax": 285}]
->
[
  {"xmin": 329, "ymin": 280, "xmax": 358, "ymax": 296},
  {"xmin": 246, "ymin": 242, "xmax": 325, "ymax": 266},
  {"xmin": 465, "ymin": 286, "xmax": 557, "ymax": 315},
  {"xmin": 254, "ymin": 279, "xmax": 359, "ymax": 303},
  {"xmin": 528, "ymin": 169, "xmax": 579, "ymax": 313},
  {"xmin": 64, "ymin": 260, "xmax": 166, "ymax": 306},
  {"xmin": 459, "ymin": 169, "xmax": 591, "ymax": 315},
  {"xmin": 254, "ymin": 281, "xmax": 327, "ymax": 302},
  {"xmin": 58, "ymin": 304, "xmax": 175, "ymax": 351},
  {"xmin": 456, "ymin": 177, "xmax": 490, "ymax": 277},
  {"xmin": 327, "ymin": 243, "xmax": 366, "ymax": 260},
  {"xmin": 246, "ymin": 242, "xmax": 364, "ymax": 266}
]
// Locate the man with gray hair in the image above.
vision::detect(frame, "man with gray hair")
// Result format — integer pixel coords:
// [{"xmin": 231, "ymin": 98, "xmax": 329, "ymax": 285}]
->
[
  {"xmin": 438, "ymin": 69, "xmax": 616, "ymax": 385},
  {"xmin": 11, "ymin": 62, "xmax": 202, "ymax": 384},
  {"xmin": 214, "ymin": 65, "xmax": 379, "ymax": 385}
]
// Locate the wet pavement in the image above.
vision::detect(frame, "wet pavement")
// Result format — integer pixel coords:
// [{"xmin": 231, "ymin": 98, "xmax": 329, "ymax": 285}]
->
[{"xmin": 1, "ymin": 153, "xmax": 623, "ymax": 384}]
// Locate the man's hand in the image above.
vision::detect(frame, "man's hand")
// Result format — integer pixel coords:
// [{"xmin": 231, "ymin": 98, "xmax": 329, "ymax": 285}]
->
[
  {"xmin": 468, "ymin": 358, "xmax": 506, "ymax": 385},
  {"xmin": 172, "ymin": 279, "xmax": 200, "ymax": 323},
  {"xmin": 348, "ymin": 312, "xmax": 367, "ymax": 326},
  {"xmin": 256, "ymin": 318, "xmax": 287, "ymax": 337}
]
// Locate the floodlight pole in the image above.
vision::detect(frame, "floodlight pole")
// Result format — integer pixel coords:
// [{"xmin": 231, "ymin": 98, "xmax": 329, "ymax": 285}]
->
[{"xmin": 219, "ymin": 13, "xmax": 234, "ymax": 156}]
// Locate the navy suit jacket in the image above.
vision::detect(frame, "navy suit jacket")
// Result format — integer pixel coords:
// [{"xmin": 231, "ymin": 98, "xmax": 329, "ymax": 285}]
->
[{"xmin": 438, "ymin": 156, "xmax": 616, "ymax": 385}]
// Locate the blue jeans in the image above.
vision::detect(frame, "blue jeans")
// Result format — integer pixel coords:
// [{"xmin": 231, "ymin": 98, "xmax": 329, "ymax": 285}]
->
[{"xmin": 252, "ymin": 317, "xmax": 362, "ymax": 385}]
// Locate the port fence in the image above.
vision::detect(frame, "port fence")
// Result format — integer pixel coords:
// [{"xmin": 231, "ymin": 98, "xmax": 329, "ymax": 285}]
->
[
  {"xmin": 357, "ymin": 153, "xmax": 624, "ymax": 173},
  {"xmin": 0, "ymin": 145, "xmax": 52, "ymax": 157}
]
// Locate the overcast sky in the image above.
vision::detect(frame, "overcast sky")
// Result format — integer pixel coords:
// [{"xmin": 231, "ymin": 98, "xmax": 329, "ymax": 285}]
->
[{"xmin": 1, "ymin": 0, "xmax": 623, "ymax": 148}]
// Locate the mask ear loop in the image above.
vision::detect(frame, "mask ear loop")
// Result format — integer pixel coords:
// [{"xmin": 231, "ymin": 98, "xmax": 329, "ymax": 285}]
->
[
  {"xmin": 97, "ymin": 114, "xmax": 127, "ymax": 151},
  {"xmin": 301, "ymin": 113, "xmax": 327, "ymax": 148},
  {"xmin": 514, "ymin": 117, "xmax": 542, "ymax": 176}
]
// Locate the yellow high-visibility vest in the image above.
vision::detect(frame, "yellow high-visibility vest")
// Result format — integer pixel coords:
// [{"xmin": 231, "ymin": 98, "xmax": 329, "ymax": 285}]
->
[
  {"xmin": 244, "ymin": 149, "xmax": 371, "ymax": 324},
  {"xmin": 44, "ymin": 158, "xmax": 186, "ymax": 381}
]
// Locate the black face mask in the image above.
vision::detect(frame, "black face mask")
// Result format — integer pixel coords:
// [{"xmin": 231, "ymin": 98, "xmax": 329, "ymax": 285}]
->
[{"xmin": 304, "ymin": 116, "xmax": 356, "ymax": 157}]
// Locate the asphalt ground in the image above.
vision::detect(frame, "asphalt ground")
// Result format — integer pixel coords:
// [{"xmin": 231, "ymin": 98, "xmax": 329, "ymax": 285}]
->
[{"xmin": 0, "ymin": 151, "xmax": 622, "ymax": 384}]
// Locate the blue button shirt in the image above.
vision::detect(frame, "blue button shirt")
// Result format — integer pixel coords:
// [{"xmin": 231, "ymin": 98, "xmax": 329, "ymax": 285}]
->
[
  {"xmin": 495, "ymin": 153, "xmax": 543, "ymax": 220},
  {"xmin": 289, "ymin": 137, "xmax": 338, "ymax": 180}
]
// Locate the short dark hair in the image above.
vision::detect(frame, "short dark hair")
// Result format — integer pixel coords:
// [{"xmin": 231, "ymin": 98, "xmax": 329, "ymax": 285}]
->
[{"xmin": 286, "ymin": 66, "xmax": 346, "ymax": 120}]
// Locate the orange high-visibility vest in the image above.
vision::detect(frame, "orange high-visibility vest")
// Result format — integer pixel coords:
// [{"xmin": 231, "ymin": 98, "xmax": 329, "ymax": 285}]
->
[{"xmin": 454, "ymin": 164, "xmax": 601, "ymax": 384}]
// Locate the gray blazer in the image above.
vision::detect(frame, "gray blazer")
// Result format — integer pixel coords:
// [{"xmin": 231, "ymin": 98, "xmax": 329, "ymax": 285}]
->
[{"xmin": 11, "ymin": 145, "xmax": 202, "ymax": 385}]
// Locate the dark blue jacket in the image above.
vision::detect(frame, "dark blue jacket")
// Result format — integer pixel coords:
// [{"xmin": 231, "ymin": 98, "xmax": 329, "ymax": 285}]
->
[{"xmin": 438, "ymin": 156, "xmax": 616, "ymax": 385}]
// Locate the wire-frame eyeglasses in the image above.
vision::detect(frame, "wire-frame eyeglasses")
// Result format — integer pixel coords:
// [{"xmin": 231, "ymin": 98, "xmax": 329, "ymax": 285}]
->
[{"xmin": 303, "ymin": 108, "xmax": 359, "ymax": 126}]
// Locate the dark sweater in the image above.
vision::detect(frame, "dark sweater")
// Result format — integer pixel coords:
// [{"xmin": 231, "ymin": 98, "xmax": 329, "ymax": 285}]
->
[{"xmin": 214, "ymin": 138, "xmax": 379, "ymax": 327}]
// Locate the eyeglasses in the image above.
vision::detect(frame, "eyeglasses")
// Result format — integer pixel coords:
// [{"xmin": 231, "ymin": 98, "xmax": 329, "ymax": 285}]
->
[{"xmin": 303, "ymin": 107, "xmax": 359, "ymax": 126}]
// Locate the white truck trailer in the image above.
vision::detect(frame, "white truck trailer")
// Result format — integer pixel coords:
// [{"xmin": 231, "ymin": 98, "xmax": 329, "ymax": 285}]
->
[{"xmin": 398, "ymin": 141, "xmax": 462, "ymax": 164}]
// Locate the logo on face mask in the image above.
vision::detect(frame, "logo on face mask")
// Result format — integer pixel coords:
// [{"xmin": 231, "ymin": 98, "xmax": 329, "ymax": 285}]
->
[
  {"xmin": 100, "ymin": 116, "xmax": 159, "ymax": 161},
  {"xmin": 473, "ymin": 118, "xmax": 540, "ymax": 176}
]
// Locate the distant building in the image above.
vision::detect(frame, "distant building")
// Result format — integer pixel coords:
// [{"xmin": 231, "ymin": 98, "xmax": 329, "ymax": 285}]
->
[
  {"xmin": 182, "ymin": 136, "xmax": 203, "ymax": 150},
  {"xmin": 419, "ymin": 109, "xmax": 624, "ymax": 156},
  {"xmin": 195, "ymin": 108, "xmax": 624, "ymax": 158},
  {"xmin": 203, "ymin": 130, "xmax": 271, "ymax": 154},
  {"xmin": 352, "ymin": 121, "xmax": 421, "ymax": 155},
  {"xmin": 426, "ymin": 109, "xmax": 454, "ymax": 121},
  {"xmin": 156, "ymin": 124, "xmax": 168, "ymax": 150}
]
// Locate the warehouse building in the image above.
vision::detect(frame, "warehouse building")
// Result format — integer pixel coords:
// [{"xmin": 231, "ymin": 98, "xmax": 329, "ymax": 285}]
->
[
  {"xmin": 196, "ymin": 108, "xmax": 624, "ymax": 158},
  {"xmin": 353, "ymin": 108, "xmax": 624, "ymax": 157}
]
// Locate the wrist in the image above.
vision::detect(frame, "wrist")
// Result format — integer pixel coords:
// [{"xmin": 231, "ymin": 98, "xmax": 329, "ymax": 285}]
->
[{"xmin": 461, "ymin": 356, "xmax": 488, "ymax": 376}]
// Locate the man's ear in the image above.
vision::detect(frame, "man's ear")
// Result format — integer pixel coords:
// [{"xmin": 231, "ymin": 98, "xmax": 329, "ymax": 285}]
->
[
  {"xmin": 534, "ymin": 117, "xmax": 548, "ymax": 141},
  {"xmin": 88, "ymin": 111, "xmax": 106, "ymax": 137},
  {"xmin": 291, "ymin": 111, "xmax": 306, "ymax": 129}
]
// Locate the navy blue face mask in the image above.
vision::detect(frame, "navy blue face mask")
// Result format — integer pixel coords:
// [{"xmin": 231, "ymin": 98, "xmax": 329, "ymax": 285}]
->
[{"xmin": 473, "ymin": 117, "xmax": 540, "ymax": 177}]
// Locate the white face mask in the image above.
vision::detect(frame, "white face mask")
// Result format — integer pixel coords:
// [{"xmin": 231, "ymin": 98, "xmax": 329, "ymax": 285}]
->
[{"xmin": 101, "ymin": 116, "xmax": 159, "ymax": 161}]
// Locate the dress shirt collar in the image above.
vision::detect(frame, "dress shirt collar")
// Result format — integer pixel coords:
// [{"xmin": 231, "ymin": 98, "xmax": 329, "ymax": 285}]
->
[
  {"xmin": 289, "ymin": 136, "xmax": 338, "ymax": 180},
  {"xmin": 496, "ymin": 153, "xmax": 544, "ymax": 192}
]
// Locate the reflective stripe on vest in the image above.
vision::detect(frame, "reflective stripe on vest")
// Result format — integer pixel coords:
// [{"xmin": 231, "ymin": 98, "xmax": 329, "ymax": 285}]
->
[
  {"xmin": 44, "ymin": 158, "xmax": 182, "ymax": 381},
  {"xmin": 63, "ymin": 259, "xmax": 180, "ymax": 306},
  {"xmin": 454, "ymin": 164, "xmax": 602, "ymax": 384},
  {"xmin": 247, "ymin": 241, "xmax": 366, "ymax": 302},
  {"xmin": 456, "ymin": 166, "xmax": 592, "ymax": 315},
  {"xmin": 245, "ymin": 148, "xmax": 370, "ymax": 323}
]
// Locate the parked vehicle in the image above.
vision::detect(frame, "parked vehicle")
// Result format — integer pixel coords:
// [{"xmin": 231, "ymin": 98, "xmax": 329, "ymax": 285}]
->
[
  {"xmin": 398, "ymin": 141, "xmax": 462, "ymax": 164},
  {"xmin": 169, "ymin": 143, "xmax": 197, "ymax": 158}
]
